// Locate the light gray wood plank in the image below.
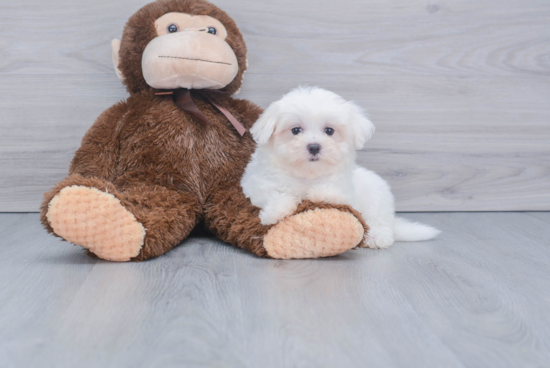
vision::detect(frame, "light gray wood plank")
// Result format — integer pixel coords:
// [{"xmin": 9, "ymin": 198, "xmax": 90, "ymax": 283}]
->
[
  {"xmin": 0, "ymin": 75, "xmax": 126, "ymax": 212},
  {"xmin": 390, "ymin": 212, "xmax": 550, "ymax": 367},
  {"xmin": 525, "ymin": 211, "xmax": 550, "ymax": 224},
  {"xmin": 1, "ymin": 0, "xmax": 549, "ymax": 211},
  {"xmin": 1, "ymin": 213, "xmax": 550, "ymax": 367},
  {"xmin": 1, "ymin": 74, "xmax": 549, "ymax": 211},
  {"xmin": 0, "ymin": 213, "xmax": 27, "ymax": 235},
  {"xmin": 1, "ymin": 0, "xmax": 549, "ymax": 77}
]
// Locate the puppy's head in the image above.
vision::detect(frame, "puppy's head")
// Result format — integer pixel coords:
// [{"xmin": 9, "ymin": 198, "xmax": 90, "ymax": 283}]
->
[{"xmin": 251, "ymin": 86, "xmax": 375, "ymax": 178}]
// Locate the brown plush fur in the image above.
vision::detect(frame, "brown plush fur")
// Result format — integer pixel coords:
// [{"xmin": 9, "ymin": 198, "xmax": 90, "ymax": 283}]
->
[{"xmin": 40, "ymin": 0, "xmax": 368, "ymax": 260}]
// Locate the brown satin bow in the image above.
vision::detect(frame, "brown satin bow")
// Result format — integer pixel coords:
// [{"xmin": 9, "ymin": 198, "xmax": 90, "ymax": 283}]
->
[{"xmin": 155, "ymin": 88, "xmax": 246, "ymax": 137}]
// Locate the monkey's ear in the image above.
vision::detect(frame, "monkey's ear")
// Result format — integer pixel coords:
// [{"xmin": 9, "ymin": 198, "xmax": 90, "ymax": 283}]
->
[
  {"xmin": 347, "ymin": 101, "xmax": 375, "ymax": 150},
  {"xmin": 250, "ymin": 102, "xmax": 280, "ymax": 145},
  {"xmin": 111, "ymin": 39, "xmax": 123, "ymax": 80}
]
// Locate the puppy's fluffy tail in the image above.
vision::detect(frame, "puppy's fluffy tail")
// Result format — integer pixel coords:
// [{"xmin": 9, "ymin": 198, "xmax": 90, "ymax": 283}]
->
[{"xmin": 393, "ymin": 217, "xmax": 441, "ymax": 242}]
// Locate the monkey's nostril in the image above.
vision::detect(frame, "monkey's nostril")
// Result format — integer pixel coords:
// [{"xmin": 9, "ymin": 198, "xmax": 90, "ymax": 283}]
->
[{"xmin": 307, "ymin": 143, "xmax": 321, "ymax": 155}]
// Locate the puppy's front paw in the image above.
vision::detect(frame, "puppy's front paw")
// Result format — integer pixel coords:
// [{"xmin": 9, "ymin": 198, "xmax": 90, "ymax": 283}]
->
[
  {"xmin": 364, "ymin": 227, "xmax": 394, "ymax": 249},
  {"xmin": 259, "ymin": 195, "xmax": 299, "ymax": 226},
  {"xmin": 259, "ymin": 209, "xmax": 285, "ymax": 226},
  {"xmin": 307, "ymin": 187, "xmax": 347, "ymax": 205}
]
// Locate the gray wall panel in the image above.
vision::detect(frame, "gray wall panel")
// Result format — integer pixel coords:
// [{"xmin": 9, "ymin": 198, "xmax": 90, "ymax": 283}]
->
[{"xmin": 1, "ymin": 0, "xmax": 549, "ymax": 211}]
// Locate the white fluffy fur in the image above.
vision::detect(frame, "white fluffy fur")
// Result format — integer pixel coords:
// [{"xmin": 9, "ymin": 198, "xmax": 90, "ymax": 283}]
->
[{"xmin": 242, "ymin": 87, "xmax": 440, "ymax": 248}]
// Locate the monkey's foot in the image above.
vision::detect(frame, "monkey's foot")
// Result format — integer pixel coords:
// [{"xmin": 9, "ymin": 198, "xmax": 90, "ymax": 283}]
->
[
  {"xmin": 46, "ymin": 186, "xmax": 146, "ymax": 262},
  {"xmin": 263, "ymin": 208, "xmax": 363, "ymax": 259}
]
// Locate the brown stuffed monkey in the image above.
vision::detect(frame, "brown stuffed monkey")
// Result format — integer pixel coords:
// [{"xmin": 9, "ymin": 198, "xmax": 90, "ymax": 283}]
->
[{"xmin": 40, "ymin": 0, "xmax": 368, "ymax": 261}]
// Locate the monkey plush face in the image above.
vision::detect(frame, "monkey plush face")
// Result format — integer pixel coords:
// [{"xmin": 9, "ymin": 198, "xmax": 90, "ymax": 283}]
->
[
  {"xmin": 142, "ymin": 13, "xmax": 239, "ymax": 90},
  {"xmin": 112, "ymin": 0, "xmax": 247, "ymax": 96}
]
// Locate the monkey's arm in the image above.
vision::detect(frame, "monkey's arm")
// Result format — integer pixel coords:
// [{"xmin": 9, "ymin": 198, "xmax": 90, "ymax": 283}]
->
[{"xmin": 68, "ymin": 101, "xmax": 128, "ymax": 180}]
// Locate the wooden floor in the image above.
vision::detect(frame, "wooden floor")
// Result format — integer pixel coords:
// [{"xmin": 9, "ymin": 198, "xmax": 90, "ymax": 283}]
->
[{"xmin": 1, "ymin": 212, "xmax": 549, "ymax": 367}]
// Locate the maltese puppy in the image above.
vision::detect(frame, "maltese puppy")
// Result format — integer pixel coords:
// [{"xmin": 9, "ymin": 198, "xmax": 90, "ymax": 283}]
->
[{"xmin": 241, "ymin": 86, "xmax": 440, "ymax": 249}]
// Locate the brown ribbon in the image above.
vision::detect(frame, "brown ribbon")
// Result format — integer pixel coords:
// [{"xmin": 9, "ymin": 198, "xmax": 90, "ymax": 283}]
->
[{"xmin": 155, "ymin": 89, "xmax": 246, "ymax": 137}]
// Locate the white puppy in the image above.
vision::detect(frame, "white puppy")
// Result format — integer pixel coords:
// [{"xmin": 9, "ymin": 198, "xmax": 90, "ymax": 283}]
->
[{"xmin": 242, "ymin": 86, "xmax": 440, "ymax": 248}]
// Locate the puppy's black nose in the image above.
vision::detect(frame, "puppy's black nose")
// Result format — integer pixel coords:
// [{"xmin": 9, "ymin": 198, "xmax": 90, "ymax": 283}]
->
[{"xmin": 308, "ymin": 143, "xmax": 321, "ymax": 155}]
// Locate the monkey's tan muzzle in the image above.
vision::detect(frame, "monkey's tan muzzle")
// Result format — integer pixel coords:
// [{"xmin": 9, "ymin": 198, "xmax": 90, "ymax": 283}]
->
[{"xmin": 142, "ymin": 31, "xmax": 239, "ymax": 90}]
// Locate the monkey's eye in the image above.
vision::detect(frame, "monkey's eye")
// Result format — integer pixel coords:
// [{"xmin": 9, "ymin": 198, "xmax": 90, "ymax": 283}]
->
[
  {"xmin": 291, "ymin": 127, "xmax": 303, "ymax": 135},
  {"xmin": 167, "ymin": 24, "xmax": 179, "ymax": 33},
  {"xmin": 324, "ymin": 127, "xmax": 335, "ymax": 136},
  {"xmin": 207, "ymin": 27, "xmax": 217, "ymax": 35}
]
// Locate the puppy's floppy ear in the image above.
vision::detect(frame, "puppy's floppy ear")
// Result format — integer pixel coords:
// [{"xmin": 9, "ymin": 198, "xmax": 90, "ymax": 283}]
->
[
  {"xmin": 347, "ymin": 101, "xmax": 375, "ymax": 150},
  {"xmin": 250, "ymin": 102, "xmax": 280, "ymax": 145}
]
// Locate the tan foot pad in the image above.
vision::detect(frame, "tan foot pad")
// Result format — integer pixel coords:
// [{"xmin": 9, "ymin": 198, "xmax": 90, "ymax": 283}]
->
[
  {"xmin": 263, "ymin": 208, "xmax": 364, "ymax": 259},
  {"xmin": 46, "ymin": 186, "xmax": 146, "ymax": 262}
]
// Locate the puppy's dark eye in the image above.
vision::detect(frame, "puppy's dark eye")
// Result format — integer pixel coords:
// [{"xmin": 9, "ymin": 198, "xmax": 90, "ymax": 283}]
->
[
  {"xmin": 325, "ymin": 127, "xmax": 335, "ymax": 136},
  {"xmin": 207, "ymin": 27, "xmax": 217, "ymax": 35},
  {"xmin": 291, "ymin": 127, "xmax": 303, "ymax": 135},
  {"xmin": 167, "ymin": 24, "xmax": 179, "ymax": 33}
]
